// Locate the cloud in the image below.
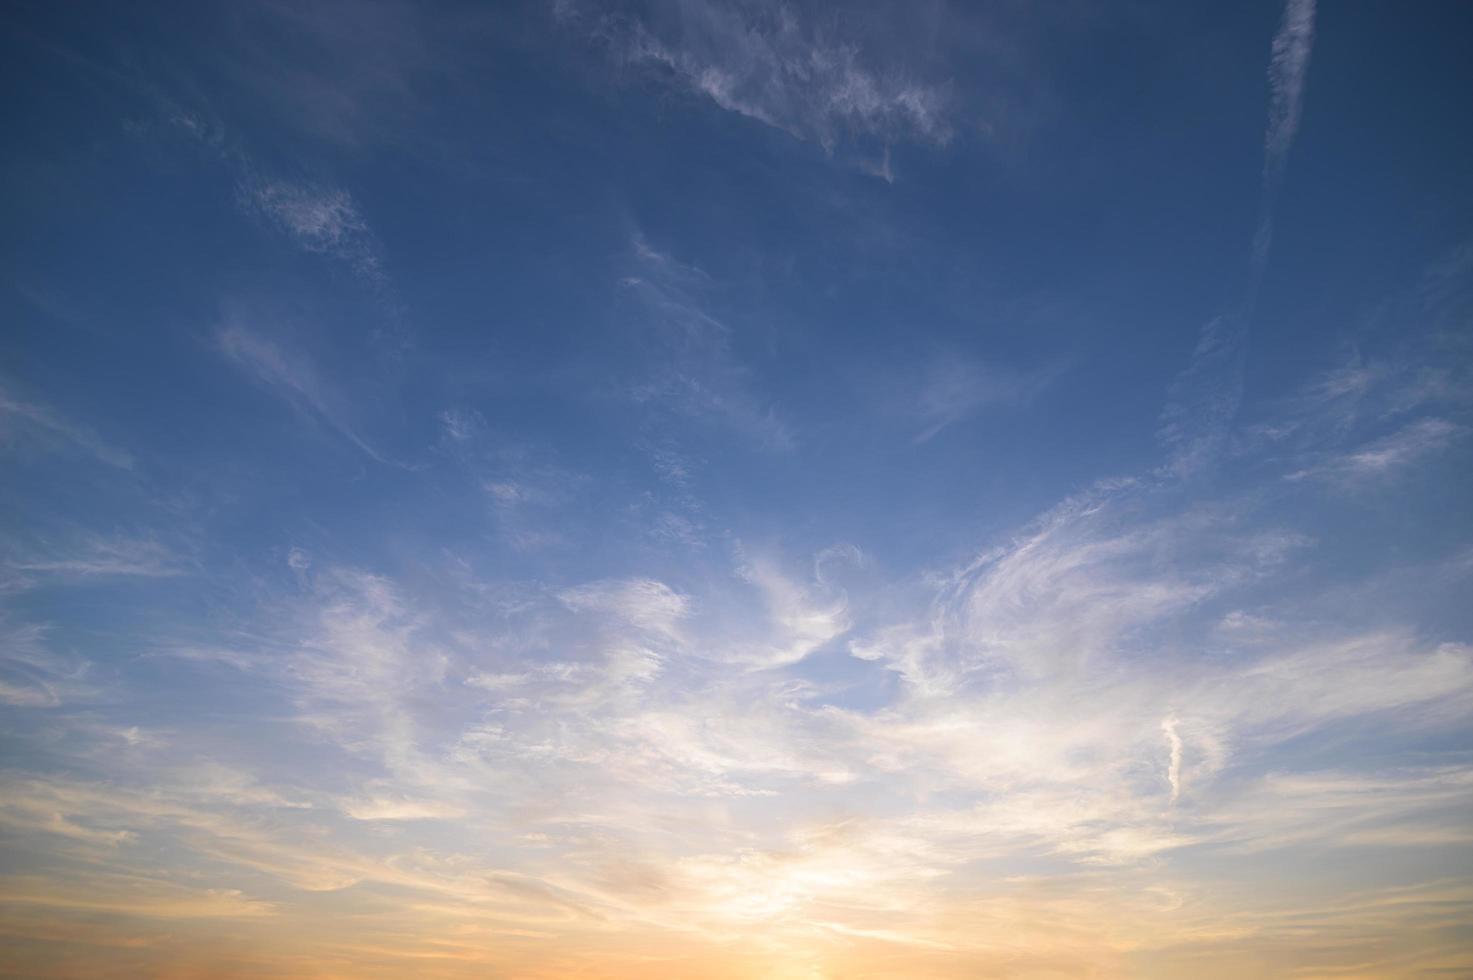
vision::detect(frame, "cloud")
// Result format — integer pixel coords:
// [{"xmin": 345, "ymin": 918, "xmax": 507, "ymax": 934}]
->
[
  {"xmin": 282, "ymin": 568, "xmax": 453, "ymax": 783},
  {"xmin": 1251, "ymin": 0, "xmax": 1318, "ymax": 286},
  {"xmin": 1235, "ymin": 338, "xmax": 1471, "ymax": 488},
  {"xmin": 560, "ymin": 578, "xmax": 691, "ymax": 642},
  {"xmin": 1158, "ymin": 315, "xmax": 1248, "ymax": 478},
  {"xmin": 439, "ymin": 408, "xmax": 484, "ymax": 443},
  {"xmin": 1159, "ymin": 1, "xmax": 1320, "ymax": 477},
  {"xmin": 832, "ymin": 473, "xmax": 1470, "ymax": 873},
  {"xmin": 147, "ymin": 74, "xmax": 393, "ymax": 289},
  {"xmin": 5, "ymin": 496, "xmax": 1472, "ymax": 973},
  {"xmin": 1162, "ymin": 716, "xmax": 1183, "ymax": 803},
  {"xmin": 729, "ymin": 553, "xmax": 851, "ymax": 669},
  {"xmin": 1285, "ymin": 417, "xmax": 1462, "ymax": 484},
  {"xmin": 0, "ymin": 620, "xmax": 96, "ymax": 708},
  {"xmin": 10, "ymin": 3, "xmax": 1468, "ymax": 973},
  {"xmin": 1159, "ymin": 0, "xmax": 1321, "ymax": 476},
  {"xmin": 8, "ymin": 533, "xmax": 183, "ymax": 579},
  {"xmin": 0, "ymin": 874, "xmax": 277, "ymax": 920},
  {"xmin": 621, "ymin": 237, "xmax": 795, "ymax": 450},
  {"xmin": 218, "ymin": 320, "xmax": 408, "ymax": 466},
  {"xmin": 0, "ymin": 389, "xmax": 134, "ymax": 469},
  {"xmin": 911, "ymin": 355, "xmax": 1048, "ymax": 443},
  {"xmin": 467, "ymin": 448, "xmax": 588, "ymax": 552},
  {"xmin": 239, "ymin": 177, "xmax": 384, "ymax": 283},
  {"xmin": 564, "ymin": 0, "xmax": 952, "ymax": 154},
  {"xmin": 1339, "ymin": 417, "xmax": 1461, "ymax": 472},
  {"xmin": 1264, "ymin": 0, "xmax": 1317, "ymax": 186},
  {"xmin": 342, "ymin": 796, "xmax": 466, "ymax": 821}
]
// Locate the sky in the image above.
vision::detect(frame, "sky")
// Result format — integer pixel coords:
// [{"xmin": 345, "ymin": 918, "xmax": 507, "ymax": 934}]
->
[{"xmin": 2, "ymin": 0, "xmax": 1473, "ymax": 977}]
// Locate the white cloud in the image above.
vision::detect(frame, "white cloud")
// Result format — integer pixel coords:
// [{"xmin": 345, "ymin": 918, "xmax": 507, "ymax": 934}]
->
[
  {"xmin": 485, "ymin": 480, "xmax": 525, "ymax": 505},
  {"xmin": 565, "ymin": 0, "xmax": 952, "ymax": 153},
  {"xmin": 342, "ymin": 796, "xmax": 466, "ymax": 821},
  {"xmin": 6, "ymin": 504, "xmax": 1471, "ymax": 971},
  {"xmin": 286, "ymin": 547, "xmax": 311, "ymax": 572},
  {"xmin": 1162, "ymin": 715, "xmax": 1183, "ymax": 803},
  {"xmin": 240, "ymin": 178, "xmax": 384, "ymax": 283},
  {"xmin": 439, "ymin": 408, "xmax": 483, "ymax": 442},
  {"xmin": 1286, "ymin": 417, "xmax": 1462, "ymax": 484},
  {"xmin": 1264, "ymin": 0, "xmax": 1317, "ymax": 184},
  {"xmin": 560, "ymin": 578, "xmax": 691, "ymax": 641},
  {"xmin": 730, "ymin": 555, "xmax": 851, "ymax": 669}
]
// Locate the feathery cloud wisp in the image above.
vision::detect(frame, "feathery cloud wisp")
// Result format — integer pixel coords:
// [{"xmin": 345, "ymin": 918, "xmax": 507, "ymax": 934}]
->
[
  {"xmin": 1160, "ymin": 0, "xmax": 1318, "ymax": 476},
  {"xmin": 218, "ymin": 321, "xmax": 408, "ymax": 467},
  {"xmin": 240, "ymin": 178, "xmax": 385, "ymax": 284},
  {"xmin": 0, "ymin": 391, "xmax": 134, "ymax": 470},
  {"xmin": 1264, "ymin": 0, "xmax": 1317, "ymax": 186},
  {"xmin": 562, "ymin": 0, "xmax": 951, "ymax": 154}
]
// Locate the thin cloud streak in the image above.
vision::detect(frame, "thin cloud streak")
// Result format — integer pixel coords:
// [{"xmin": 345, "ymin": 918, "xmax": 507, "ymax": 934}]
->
[
  {"xmin": 1264, "ymin": 0, "xmax": 1317, "ymax": 187},
  {"xmin": 1160, "ymin": 0, "xmax": 1317, "ymax": 476},
  {"xmin": 1251, "ymin": 0, "xmax": 1317, "ymax": 294},
  {"xmin": 563, "ymin": 0, "xmax": 952, "ymax": 154},
  {"xmin": 0, "ymin": 390, "xmax": 134, "ymax": 470},
  {"xmin": 621, "ymin": 236, "xmax": 795, "ymax": 451},
  {"xmin": 217, "ymin": 322, "xmax": 413, "ymax": 468}
]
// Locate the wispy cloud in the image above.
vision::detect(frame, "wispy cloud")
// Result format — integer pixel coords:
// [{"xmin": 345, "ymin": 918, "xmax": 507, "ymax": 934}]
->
[
  {"xmin": 5, "ymin": 486, "xmax": 1471, "ymax": 972},
  {"xmin": 1237, "ymin": 341, "xmax": 1469, "ymax": 484},
  {"xmin": 341, "ymin": 795, "xmax": 465, "ymax": 821},
  {"xmin": 239, "ymin": 177, "xmax": 384, "ymax": 284},
  {"xmin": 1158, "ymin": 314, "xmax": 1249, "ymax": 478},
  {"xmin": 471, "ymin": 447, "xmax": 588, "ymax": 552},
  {"xmin": 621, "ymin": 236, "xmax": 795, "ymax": 450},
  {"xmin": 1251, "ymin": 0, "xmax": 1318, "ymax": 285},
  {"xmin": 0, "ymin": 620, "xmax": 96, "ymax": 708},
  {"xmin": 6, "ymin": 1, "xmax": 1469, "ymax": 974},
  {"xmin": 1264, "ymin": 0, "xmax": 1317, "ymax": 187},
  {"xmin": 1287, "ymin": 416, "xmax": 1462, "ymax": 484},
  {"xmin": 563, "ymin": 0, "xmax": 952, "ymax": 154},
  {"xmin": 560, "ymin": 578, "xmax": 691, "ymax": 643},
  {"xmin": 218, "ymin": 320, "xmax": 408, "ymax": 467},
  {"xmin": 729, "ymin": 552, "xmax": 851, "ymax": 668},
  {"xmin": 0, "ymin": 873, "xmax": 277, "ymax": 920},
  {"xmin": 148, "ymin": 84, "xmax": 392, "ymax": 290},
  {"xmin": 912, "ymin": 355, "xmax": 1049, "ymax": 443},
  {"xmin": 438, "ymin": 408, "xmax": 484, "ymax": 443},
  {"xmin": 1160, "ymin": 0, "xmax": 1318, "ymax": 476},
  {"xmin": 0, "ymin": 389, "xmax": 134, "ymax": 470},
  {"xmin": 7, "ymin": 533, "xmax": 183, "ymax": 579}
]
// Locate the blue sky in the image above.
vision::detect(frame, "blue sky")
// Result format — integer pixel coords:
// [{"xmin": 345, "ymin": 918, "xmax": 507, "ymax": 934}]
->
[{"xmin": 3, "ymin": 1, "xmax": 1473, "ymax": 976}]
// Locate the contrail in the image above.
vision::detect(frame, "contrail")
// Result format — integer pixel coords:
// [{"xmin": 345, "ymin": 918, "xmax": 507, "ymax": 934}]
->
[
  {"xmin": 1250, "ymin": 0, "xmax": 1317, "ymax": 301},
  {"xmin": 1159, "ymin": 0, "xmax": 1319, "ymax": 477},
  {"xmin": 1162, "ymin": 716, "xmax": 1184, "ymax": 804},
  {"xmin": 1265, "ymin": 0, "xmax": 1318, "ymax": 187}
]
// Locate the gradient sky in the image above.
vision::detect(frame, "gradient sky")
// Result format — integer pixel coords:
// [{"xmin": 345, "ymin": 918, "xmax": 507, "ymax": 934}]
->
[{"xmin": 3, "ymin": 1, "xmax": 1473, "ymax": 977}]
